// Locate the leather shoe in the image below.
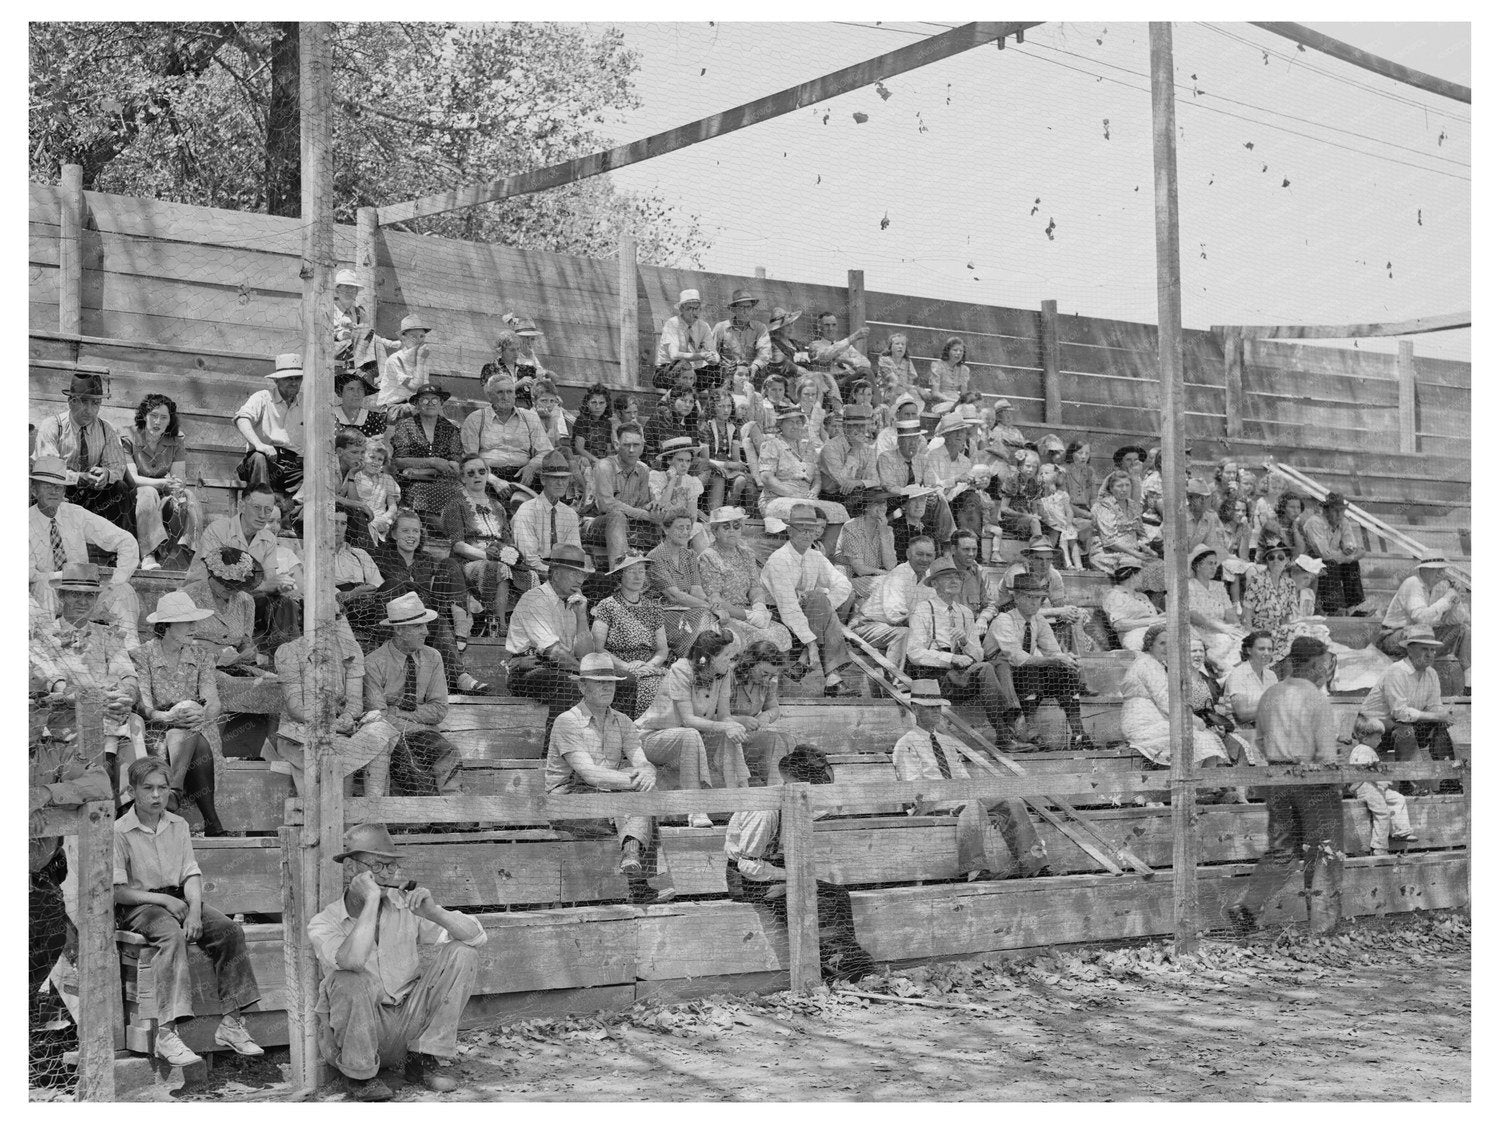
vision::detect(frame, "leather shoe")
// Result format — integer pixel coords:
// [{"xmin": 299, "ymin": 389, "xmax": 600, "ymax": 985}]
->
[
  {"xmin": 405, "ymin": 1052, "xmax": 459, "ymax": 1093},
  {"xmin": 348, "ymin": 1075, "xmax": 393, "ymax": 1101},
  {"xmin": 1070, "ymin": 732, "xmax": 1097, "ymax": 752}
]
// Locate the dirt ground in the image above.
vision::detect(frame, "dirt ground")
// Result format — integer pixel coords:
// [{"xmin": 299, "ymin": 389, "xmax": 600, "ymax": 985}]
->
[{"xmin": 152, "ymin": 912, "xmax": 1471, "ymax": 1103}]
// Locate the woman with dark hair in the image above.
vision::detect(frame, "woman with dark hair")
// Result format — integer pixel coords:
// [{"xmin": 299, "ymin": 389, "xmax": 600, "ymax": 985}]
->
[
  {"xmin": 1119, "ymin": 623, "xmax": 1230, "ymax": 769},
  {"xmin": 729, "ymin": 641, "xmax": 794, "ymax": 785},
  {"xmin": 1061, "ymin": 440, "xmax": 1097, "ymax": 528},
  {"xmin": 926, "ymin": 336, "xmax": 971, "ymax": 415},
  {"xmin": 1089, "ymin": 470, "xmax": 1156, "ymax": 575},
  {"xmin": 1242, "ymin": 538, "xmax": 1299, "ymax": 631},
  {"xmin": 332, "ymin": 369, "xmax": 389, "ymax": 439},
  {"xmin": 571, "ymin": 383, "xmax": 615, "ymax": 494},
  {"xmin": 123, "ymin": 393, "xmax": 203, "ymax": 570},
  {"xmin": 1102, "ymin": 561, "xmax": 1165, "ymax": 651},
  {"xmin": 591, "ymin": 554, "xmax": 671, "ymax": 718},
  {"xmin": 700, "ymin": 390, "xmax": 754, "ymax": 511},
  {"xmin": 388, "ymin": 383, "xmax": 464, "ymax": 530},
  {"xmin": 1275, "ymin": 491, "xmax": 1310, "ymax": 558},
  {"xmin": 1223, "ymin": 629, "xmax": 1278, "ymax": 728},
  {"xmin": 440, "ymin": 455, "xmax": 516, "ymax": 640},
  {"xmin": 1219, "ymin": 495, "xmax": 1255, "ymax": 613}
]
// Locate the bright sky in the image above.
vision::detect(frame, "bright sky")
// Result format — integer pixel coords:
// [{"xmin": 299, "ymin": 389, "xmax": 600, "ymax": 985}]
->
[{"xmin": 590, "ymin": 20, "xmax": 1470, "ymax": 362}]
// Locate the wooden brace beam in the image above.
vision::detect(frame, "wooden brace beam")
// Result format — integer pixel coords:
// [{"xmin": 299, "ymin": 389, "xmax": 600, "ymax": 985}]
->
[
  {"xmin": 1249, "ymin": 22, "xmax": 1471, "ymax": 105},
  {"xmin": 1211, "ymin": 310, "xmax": 1470, "ymax": 341}
]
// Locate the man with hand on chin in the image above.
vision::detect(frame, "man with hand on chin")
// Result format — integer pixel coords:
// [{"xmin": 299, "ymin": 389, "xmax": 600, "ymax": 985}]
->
[{"xmin": 309, "ymin": 823, "xmax": 486, "ymax": 1101}]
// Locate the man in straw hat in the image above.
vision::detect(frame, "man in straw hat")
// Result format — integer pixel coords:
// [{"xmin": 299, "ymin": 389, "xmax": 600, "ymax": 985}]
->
[
  {"xmin": 1302, "ymin": 491, "xmax": 1366, "ymax": 614},
  {"xmin": 508, "ymin": 544, "xmax": 636, "ymax": 731},
  {"xmin": 34, "ymin": 369, "xmax": 137, "ymax": 534},
  {"xmin": 234, "ymin": 353, "xmax": 305, "ymax": 497},
  {"xmin": 999, "ymin": 536, "xmax": 1089, "ymax": 645},
  {"xmin": 512, "ymin": 450, "xmax": 582, "ymax": 580},
  {"xmin": 818, "ymin": 403, "xmax": 880, "ymax": 501},
  {"xmin": 761, "ymin": 503, "xmax": 854, "ymax": 695},
  {"xmin": 29, "ymin": 454, "xmax": 142, "ymax": 636},
  {"xmin": 309, "ymin": 823, "xmax": 486, "ymax": 1100},
  {"xmin": 987, "ymin": 575, "xmax": 1095, "ymax": 750},
  {"xmin": 1227, "ymin": 636, "xmax": 1344, "ymax": 936},
  {"xmin": 654, "ymin": 288, "xmax": 722, "ymax": 392},
  {"xmin": 360, "ymin": 593, "xmax": 464, "ymax": 798},
  {"xmin": 892, "ymin": 682, "xmax": 1049, "ymax": 879},
  {"xmin": 378, "ymin": 313, "xmax": 435, "ymax": 416},
  {"xmin": 546, "ymin": 652, "xmax": 676, "ymax": 906},
  {"xmin": 711, "ymin": 288, "xmax": 771, "ymax": 390},
  {"xmin": 1355, "ymin": 625, "xmax": 1457, "ymax": 798},
  {"xmin": 327, "ymin": 269, "xmax": 395, "ymax": 378},
  {"xmin": 461, "ymin": 371, "xmax": 554, "ymax": 493},
  {"xmin": 1378, "ymin": 554, "xmax": 1469, "ymax": 691},
  {"xmin": 906, "ymin": 556, "xmax": 1030, "ymax": 751},
  {"xmin": 877, "ymin": 415, "xmax": 956, "ymax": 558},
  {"xmin": 923, "ymin": 411, "xmax": 987, "ymax": 540}
]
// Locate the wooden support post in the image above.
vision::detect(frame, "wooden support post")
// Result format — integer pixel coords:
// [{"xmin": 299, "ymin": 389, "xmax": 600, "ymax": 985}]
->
[
  {"xmin": 75, "ymin": 801, "xmax": 117, "ymax": 1102},
  {"xmin": 1149, "ymin": 23, "xmax": 1200, "ymax": 955},
  {"xmin": 847, "ymin": 268, "xmax": 867, "ymax": 359},
  {"xmin": 1039, "ymin": 299, "xmax": 1062, "ymax": 425},
  {"xmin": 1397, "ymin": 339, "xmax": 1417, "ymax": 454},
  {"xmin": 1222, "ymin": 327, "xmax": 1245, "ymax": 440},
  {"xmin": 294, "ymin": 22, "xmax": 341, "ymax": 1092},
  {"xmin": 58, "ymin": 164, "xmax": 84, "ymax": 336},
  {"xmin": 780, "ymin": 782, "xmax": 821, "ymax": 992},
  {"xmin": 618, "ymin": 236, "xmax": 638, "ymax": 387},
  {"xmin": 356, "ymin": 206, "xmax": 379, "ymax": 334},
  {"xmin": 279, "ymin": 822, "xmax": 320, "ymax": 1090}
]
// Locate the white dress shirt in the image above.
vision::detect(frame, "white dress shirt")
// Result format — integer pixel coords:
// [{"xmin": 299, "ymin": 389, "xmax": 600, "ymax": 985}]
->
[
  {"xmin": 906, "ymin": 597, "xmax": 983, "ymax": 668},
  {"xmin": 30, "ymin": 502, "xmax": 139, "ymax": 592},
  {"xmin": 1382, "ymin": 574, "xmax": 1461, "ymax": 631},
  {"xmin": 512, "ymin": 495, "xmax": 582, "ymax": 575},
  {"xmin": 762, "ymin": 542, "xmax": 852, "ymax": 645},
  {"xmin": 858, "ymin": 563, "xmax": 936, "ymax": 626},
  {"xmin": 986, "ymin": 607, "xmax": 1061, "ymax": 666}
]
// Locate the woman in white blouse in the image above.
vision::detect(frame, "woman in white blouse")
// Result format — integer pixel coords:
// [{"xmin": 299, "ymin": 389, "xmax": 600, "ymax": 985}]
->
[
  {"xmin": 1187, "ymin": 545, "xmax": 1245, "ymax": 673},
  {"xmin": 1221, "ymin": 630, "xmax": 1279, "ymax": 728},
  {"xmin": 1103, "ymin": 562, "xmax": 1165, "ymax": 651},
  {"xmin": 1119, "ymin": 624, "xmax": 1230, "ymax": 769}
]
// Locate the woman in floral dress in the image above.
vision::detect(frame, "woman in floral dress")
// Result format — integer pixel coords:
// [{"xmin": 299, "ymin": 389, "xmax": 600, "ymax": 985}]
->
[{"xmin": 591, "ymin": 554, "xmax": 671, "ymax": 718}]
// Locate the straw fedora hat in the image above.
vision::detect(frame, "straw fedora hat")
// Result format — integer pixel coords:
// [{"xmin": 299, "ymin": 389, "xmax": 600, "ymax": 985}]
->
[
  {"xmin": 334, "ymin": 269, "xmax": 363, "ymax": 288},
  {"xmin": 676, "ymin": 289, "xmax": 702, "ymax": 310},
  {"xmin": 922, "ymin": 557, "xmax": 964, "ymax": 587},
  {"xmin": 30, "ymin": 456, "xmax": 69, "ymax": 486},
  {"xmin": 379, "ymin": 591, "xmax": 438, "ymax": 627},
  {"xmin": 909, "ymin": 680, "xmax": 949, "ymax": 707},
  {"xmin": 146, "ymin": 590, "xmax": 215, "ymax": 625},
  {"xmin": 265, "ymin": 353, "xmax": 304, "ymax": 380},
  {"xmin": 571, "ymin": 652, "xmax": 630, "ymax": 682},
  {"xmin": 1401, "ymin": 625, "xmax": 1445, "ymax": 649},
  {"xmin": 934, "ymin": 412, "xmax": 979, "ymax": 438},
  {"xmin": 332, "ymin": 823, "xmax": 402, "ymax": 864},
  {"xmin": 708, "ymin": 506, "xmax": 747, "ymax": 525},
  {"xmin": 542, "ymin": 544, "xmax": 592, "ymax": 572},
  {"xmin": 399, "ymin": 314, "xmax": 433, "ymax": 335},
  {"xmin": 606, "ymin": 553, "xmax": 650, "ymax": 576},
  {"xmin": 50, "ymin": 562, "xmax": 103, "ymax": 591},
  {"xmin": 727, "ymin": 289, "xmax": 759, "ymax": 307}
]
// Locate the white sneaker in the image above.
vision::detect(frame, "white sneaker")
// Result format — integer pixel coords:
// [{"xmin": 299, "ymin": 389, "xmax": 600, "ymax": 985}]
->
[
  {"xmin": 214, "ymin": 1013, "xmax": 264, "ymax": 1056},
  {"xmin": 688, "ymin": 813, "xmax": 714, "ymax": 829},
  {"xmin": 140, "ymin": 556, "xmax": 161, "ymax": 572},
  {"xmin": 155, "ymin": 1025, "xmax": 203, "ymax": 1067}
]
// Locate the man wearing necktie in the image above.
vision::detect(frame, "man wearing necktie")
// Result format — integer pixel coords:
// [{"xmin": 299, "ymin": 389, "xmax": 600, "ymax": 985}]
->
[
  {"xmin": 985, "ymin": 576, "xmax": 1095, "ymax": 751},
  {"xmin": 33, "ymin": 371, "xmax": 137, "ymax": 535},
  {"xmin": 361, "ymin": 593, "xmax": 463, "ymax": 799},
  {"xmin": 891, "ymin": 682, "xmax": 1049, "ymax": 879},
  {"xmin": 512, "ymin": 451, "xmax": 582, "ymax": 583},
  {"xmin": 876, "ymin": 417, "xmax": 955, "ymax": 559}
]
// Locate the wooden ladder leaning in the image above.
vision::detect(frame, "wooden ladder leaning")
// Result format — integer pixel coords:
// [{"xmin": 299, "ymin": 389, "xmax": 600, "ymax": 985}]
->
[{"xmin": 840, "ymin": 626, "xmax": 1154, "ymax": 878}]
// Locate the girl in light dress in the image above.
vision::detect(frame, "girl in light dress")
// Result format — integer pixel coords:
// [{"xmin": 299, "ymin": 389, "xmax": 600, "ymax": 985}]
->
[
  {"xmin": 1218, "ymin": 497, "xmax": 1256, "ymax": 615},
  {"xmin": 1037, "ymin": 463, "xmax": 1082, "ymax": 569},
  {"xmin": 343, "ymin": 442, "xmax": 402, "ymax": 545}
]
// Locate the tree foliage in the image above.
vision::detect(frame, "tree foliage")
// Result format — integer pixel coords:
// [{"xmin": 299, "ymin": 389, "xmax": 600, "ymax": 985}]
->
[{"xmin": 29, "ymin": 21, "xmax": 709, "ymax": 266}]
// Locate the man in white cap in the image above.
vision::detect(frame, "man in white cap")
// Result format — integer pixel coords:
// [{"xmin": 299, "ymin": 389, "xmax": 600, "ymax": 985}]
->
[
  {"xmin": 235, "ymin": 353, "xmax": 305, "ymax": 497},
  {"xmin": 378, "ymin": 313, "xmax": 434, "ymax": 416},
  {"xmin": 361, "ymin": 593, "xmax": 463, "ymax": 798},
  {"xmin": 546, "ymin": 652, "xmax": 675, "ymax": 905},
  {"xmin": 654, "ymin": 289, "xmax": 721, "ymax": 392},
  {"xmin": 761, "ymin": 503, "xmax": 854, "ymax": 694},
  {"xmin": 1356, "ymin": 625, "xmax": 1456, "ymax": 798},
  {"xmin": 29, "ymin": 454, "xmax": 142, "ymax": 638},
  {"xmin": 1378, "ymin": 555, "xmax": 1469, "ymax": 691},
  {"xmin": 711, "ymin": 289, "xmax": 771, "ymax": 389},
  {"xmin": 922, "ymin": 411, "xmax": 986, "ymax": 540},
  {"xmin": 34, "ymin": 370, "xmax": 137, "ymax": 534},
  {"xmin": 310, "ymin": 823, "xmax": 486, "ymax": 1100},
  {"xmin": 892, "ymin": 682, "xmax": 1049, "ymax": 879},
  {"xmin": 511, "ymin": 450, "xmax": 582, "ymax": 581}
]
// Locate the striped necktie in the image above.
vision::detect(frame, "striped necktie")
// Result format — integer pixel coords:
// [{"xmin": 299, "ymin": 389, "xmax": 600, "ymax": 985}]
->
[
  {"xmin": 929, "ymin": 732, "xmax": 952, "ymax": 780},
  {"xmin": 51, "ymin": 518, "xmax": 66, "ymax": 569}
]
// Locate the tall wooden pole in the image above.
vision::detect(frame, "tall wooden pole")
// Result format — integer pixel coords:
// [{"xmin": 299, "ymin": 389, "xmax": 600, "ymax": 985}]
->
[
  {"xmin": 294, "ymin": 21, "xmax": 340, "ymax": 1090},
  {"xmin": 1149, "ymin": 22, "xmax": 1199, "ymax": 954},
  {"xmin": 357, "ymin": 206, "xmax": 379, "ymax": 337},
  {"xmin": 1396, "ymin": 339, "xmax": 1418, "ymax": 454},
  {"xmin": 618, "ymin": 236, "xmax": 639, "ymax": 386},
  {"xmin": 847, "ymin": 268, "xmax": 867, "ymax": 359},
  {"xmin": 58, "ymin": 164, "xmax": 84, "ymax": 336},
  {"xmin": 1039, "ymin": 299, "xmax": 1062, "ymax": 426},
  {"xmin": 780, "ymin": 783, "xmax": 822, "ymax": 991}
]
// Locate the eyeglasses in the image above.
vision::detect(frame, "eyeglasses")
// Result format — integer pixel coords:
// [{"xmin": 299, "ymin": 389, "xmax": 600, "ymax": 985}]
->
[
  {"xmin": 359, "ymin": 858, "xmax": 402, "ymax": 875},
  {"xmin": 718, "ymin": 521, "xmax": 743, "ymax": 530}
]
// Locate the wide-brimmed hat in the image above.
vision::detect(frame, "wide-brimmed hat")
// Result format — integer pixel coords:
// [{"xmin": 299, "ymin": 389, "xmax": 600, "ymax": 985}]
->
[
  {"xmin": 538, "ymin": 450, "xmax": 573, "ymax": 477},
  {"xmin": 1417, "ymin": 554, "xmax": 1449, "ymax": 570},
  {"xmin": 1256, "ymin": 538, "xmax": 1292, "ymax": 563},
  {"xmin": 1402, "ymin": 625, "xmax": 1444, "ymax": 649},
  {"xmin": 657, "ymin": 436, "xmax": 698, "ymax": 465},
  {"xmin": 30, "ymin": 456, "xmax": 69, "ymax": 486},
  {"xmin": 607, "ymin": 553, "xmax": 650, "ymax": 576},
  {"xmin": 775, "ymin": 405, "xmax": 806, "ymax": 426},
  {"xmin": 1322, "ymin": 491, "xmax": 1348, "ymax": 509},
  {"xmin": 1112, "ymin": 444, "xmax": 1148, "ymax": 464},
  {"xmin": 543, "ymin": 543, "xmax": 592, "ymax": 572},
  {"xmin": 335, "ymin": 369, "xmax": 379, "ymax": 396},
  {"xmin": 1011, "ymin": 574, "xmax": 1049, "ymax": 595},
  {"xmin": 409, "ymin": 382, "xmax": 451, "ymax": 402},
  {"xmin": 993, "ymin": 398, "xmax": 1015, "ymax": 411},
  {"xmin": 841, "ymin": 404, "xmax": 873, "ymax": 424},
  {"xmin": 203, "ymin": 546, "xmax": 264, "ymax": 592},
  {"xmin": 64, "ymin": 371, "xmax": 107, "ymax": 399},
  {"xmin": 923, "ymin": 557, "xmax": 964, "ymax": 587},
  {"xmin": 379, "ymin": 591, "xmax": 438, "ymax": 627},
  {"xmin": 571, "ymin": 652, "xmax": 630, "ymax": 682},
  {"xmin": 146, "ymin": 590, "xmax": 216, "ymax": 625},
  {"xmin": 786, "ymin": 503, "xmax": 821, "ymax": 528},
  {"xmin": 332, "ymin": 823, "xmax": 402, "ymax": 864},
  {"xmin": 399, "ymin": 314, "xmax": 432, "ymax": 334},
  {"xmin": 1185, "ymin": 477, "xmax": 1213, "ymax": 498},
  {"xmin": 895, "ymin": 418, "xmax": 924, "ymax": 436},
  {"xmin": 510, "ymin": 316, "xmax": 542, "ymax": 338},
  {"xmin": 333, "ymin": 269, "xmax": 362, "ymax": 288},
  {"xmin": 1187, "ymin": 544, "xmax": 1219, "ymax": 571},
  {"xmin": 909, "ymin": 680, "xmax": 949, "ymax": 708},
  {"xmin": 1293, "ymin": 554, "xmax": 1325, "ymax": 575},
  {"xmin": 727, "ymin": 289, "xmax": 759, "ymax": 307},
  {"xmin": 676, "ymin": 289, "xmax": 702, "ymax": 310},
  {"xmin": 934, "ymin": 412, "xmax": 979, "ymax": 437},
  {"xmin": 50, "ymin": 562, "xmax": 102, "ymax": 592},
  {"xmin": 708, "ymin": 506, "xmax": 748, "ymax": 525},
  {"xmin": 266, "ymin": 353, "xmax": 304, "ymax": 380},
  {"xmin": 1022, "ymin": 537, "xmax": 1056, "ymax": 557},
  {"xmin": 767, "ymin": 306, "xmax": 802, "ymax": 331}
]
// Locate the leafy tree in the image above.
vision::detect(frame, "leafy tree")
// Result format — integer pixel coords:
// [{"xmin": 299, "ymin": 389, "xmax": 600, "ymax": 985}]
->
[{"xmin": 29, "ymin": 21, "xmax": 708, "ymax": 266}]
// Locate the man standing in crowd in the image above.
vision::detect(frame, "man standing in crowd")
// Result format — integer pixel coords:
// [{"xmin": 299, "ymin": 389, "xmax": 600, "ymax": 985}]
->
[
  {"xmin": 310, "ymin": 824, "xmax": 485, "ymax": 1101},
  {"xmin": 34, "ymin": 371, "xmax": 137, "ymax": 534},
  {"xmin": 892, "ymin": 682, "xmax": 1049, "ymax": 879},
  {"xmin": 545, "ymin": 653, "xmax": 675, "ymax": 905},
  {"xmin": 1228, "ymin": 636, "xmax": 1344, "ymax": 935},
  {"xmin": 234, "ymin": 354, "xmax": 305, "ymax": 499},
  {"xmin": 461, "ymin": 372, "xmax": 552, "ymax": 493},
  {"xmin": 762, "ymin": 503, "xmax": 853, "ymax": 695},
  {"xmin": 1378, "ymin": 555, "xmax": 1470, "ymax": 694},
  {"xmin": 584, "ymin": 422, "xmax": 661, "ymax": 571}
]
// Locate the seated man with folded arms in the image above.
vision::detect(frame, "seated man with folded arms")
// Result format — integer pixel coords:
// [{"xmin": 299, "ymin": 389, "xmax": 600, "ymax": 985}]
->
[
  {"xmin": 761, "ymin": 503, "xmax": 854, "ymax": 696},
  {"xmin": 892, "ymin": 682, "xmax": 1049, "ymax": 880},
  {"xmin": 906, "ymin": 557, "xmax": 1029, "ymax": 751},
  {"xmin": 723, "ymin": 744, "xmax": 877, "ymax": 982},
  {"xmin": 361, "ymin": 593, "xmax": 463, "ymax": 798},
  {"xmin": 1378, "ymin": 554, "xmax": 1470, "ymax": 694},
  {"xmin": 985, "ymin": 575, "xmax": 1095, "ymax": 751},
  {"xmin": 1355, "ymin": 626, "xmax": 1456, "ymax": 799},
  {"xmin": 943, "ymin": 530, "xmax": 998, "ymax": 620},
  {"xmin": 310, "ymin": 823, "xmax": 485, "ymax": 1101},
  {"xmin": 546, "ymin": 653, "xmax": 675, "ymax": 905},
  {"xmin": 848, "ymin": 533, "xmax": 937, "ymax": 672},
  {"xmin": 114, "ymin": 756, "xmax": 262, "ymax": 1068}
]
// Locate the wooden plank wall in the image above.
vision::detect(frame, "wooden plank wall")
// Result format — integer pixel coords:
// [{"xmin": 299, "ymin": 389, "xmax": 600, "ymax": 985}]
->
[{"xmin": 28, "ymin": 181, "xmax": 1468, "ymax": 511}]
